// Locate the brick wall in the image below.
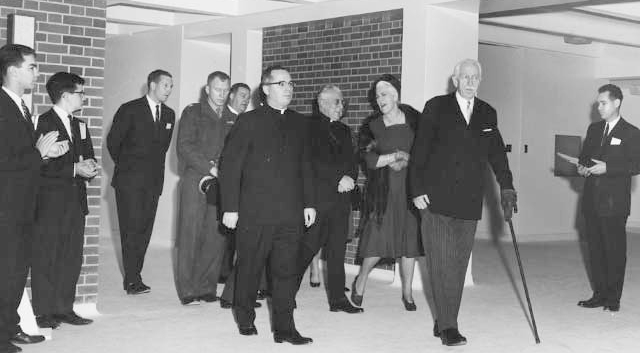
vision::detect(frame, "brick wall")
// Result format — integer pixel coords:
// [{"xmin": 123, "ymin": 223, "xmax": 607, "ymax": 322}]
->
[
  {"xmin": 263, "ymin": 9, "xmax": 403, "ymax": 266},
  {"xmin": 1, "ymin": 0, "xmax": 106, "ymax": 304}
]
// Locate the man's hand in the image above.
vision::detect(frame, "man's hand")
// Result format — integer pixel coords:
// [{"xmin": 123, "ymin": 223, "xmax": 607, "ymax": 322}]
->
[
  {"xmin": 577, "ymin": 164, "xmax": 589, "ymax": 177},
  {"xmin": 395, "ymin": 150, "xmax": 410, "ymax": 162},
  {"xmin": 500, "ymin": 189, "xmax": 518, "ymax": 221},
  {"xmin": 304, "ymin": 208, "xmax": 316, "ymax": 227},
  {"xmin": 338, "ymin": 175, "xmax": 355, "ymax": 193},
  {"xmin": 75, "ymin": 159, "xmax": 98, "ymax": 178},
  {"xmin": 587, "ymin": 158, "xmax": 606, "ymax": 175},
  {"xmin": 389, "ymin": 160, "xmax": 408, "ymax": 171},
  {"xmin": 222, "ymin": 212, "xmax": 239, "ymax": 229},
  {"xmin": 36, "ymin": 131, "xmax": 63, "ymax": 158},
  {"xmin": 209, "ymin": 165, "xmax": 218, "ymax": 177},
  {"xmin": 412, "ymin": 194, "xmax": 430, "ymax": 210}
]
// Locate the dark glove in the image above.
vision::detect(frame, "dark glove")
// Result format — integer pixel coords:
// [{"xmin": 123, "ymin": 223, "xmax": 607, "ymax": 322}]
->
[
  {"xmin": 201, "ymin": 177, "xmax": 218, "ymax": 206},
  {"xmin": 500, "ymin": 189, "xmax": 518, "ymax": 221}
]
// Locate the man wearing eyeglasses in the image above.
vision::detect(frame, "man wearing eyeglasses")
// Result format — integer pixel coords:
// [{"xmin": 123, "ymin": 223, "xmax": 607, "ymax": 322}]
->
[
  {"xmin": 294, "ymin": 85, "xmax": 362, "ymax": 314},
  {"xmin": 219, "ymin": 65, "xmax": 316, "ymax": 345},
  {"xmin": 32, "ymin": 72, "xmax": 97, "ymax": 329},
  {"xmin": 175, "ymin": 71, "xmax": 235, "ymax": 305}
]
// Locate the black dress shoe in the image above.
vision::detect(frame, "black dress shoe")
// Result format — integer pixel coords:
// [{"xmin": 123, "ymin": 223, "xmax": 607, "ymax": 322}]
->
[
  {"xmin": 54, "ymin": 312, "xmax": 93, "ymax": 325},
  {"xmin": 329, "ymin": 300, "xmax": 364, "ymax": 314},
  {"xmin": 36, "ymin": 315, "xmax": 60, "ymax": 329},
  {"xmin": 604, "ymin": 304, "xmax": 620, "ymax": 312},
  {"xmin": 10, "ymin": 328, "xmax": 45, "ymax": 345},
  {"xmin": 402, "ymin": 297, "xmax": 417, "ymax": 311},
  {"xmin": 180, "ymin": 296, "xmax": 200, "ymax": 305},
  {"xmin": 310, "ymin": 280, "xmax": 320, "ymax": 288},
  {"xmin": 440, "ymin": 328, "xmax": 467, "ymax": 346},
  {"xmin": 140, "ymin": 282, "xmax": 151, "ymax": 291},
  {"xmin": 577, "ymin": 297, "xmax": 605, "ymax": 308},
  {"xmin": 198, "ymin": 293, "xmax": 218, "ymax": 302},
  {"xmin": 220, "ymin": 298, "xmax": 232, "ymax": 308},
  {"xmin": 433, "ymin": 321, "xmax": 440, "ymax": 337},
  {"xmin": 238, "ymin": 325, "xmax": 258, "ymax": 336},
  {"xmin": 0, "ymin": 342, "xmax": 22, "ymax": 353},
  {"xmin": 350, "ymin": 276, "xmax": 363, "ymax": 306},
  {"xmin": 273, "ymin": 331, "xmax": 313, "ymax": 345},
  {"xmin": 126, "ymin": 282, "xmax": 150, "ymax": 295}
]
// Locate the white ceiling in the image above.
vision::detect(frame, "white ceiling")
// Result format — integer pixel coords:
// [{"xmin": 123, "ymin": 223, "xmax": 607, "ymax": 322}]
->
[{"xmin": 106, "ymin": 0, "xmax": 640, "ymax": 49}]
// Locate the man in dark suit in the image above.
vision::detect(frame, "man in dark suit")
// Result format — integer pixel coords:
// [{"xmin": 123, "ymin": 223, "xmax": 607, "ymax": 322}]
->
[
  {"xmin": 295, "ymin": 85, "xmax": 362, "ymax": 314},
  {"xmin": 107, "ymin": 69, "xmax": 175, "ymax": 295},
  {"xmin": 577, "ymin": 84, "xmax": 640, "ymax": 312},
  {"xmin": 31, "ymin": 72, "xmax": 97, "ymax": 329},
  {"xmin": 409, "ymin": 59, "xmax": 517, "ymax": 346},
  {"xmin": 175, "ymin": 71, "xmax": 235, "ymax": 305},
  {"xmin": 1, "ymin": 44, "xmax": 69, "ymax": 353},
  {"xmin": 219, "ymin": 65, "xmax": 316, "ymax": 345}
]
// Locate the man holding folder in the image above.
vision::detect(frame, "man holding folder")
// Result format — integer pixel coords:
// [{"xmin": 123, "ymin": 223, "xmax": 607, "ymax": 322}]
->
[{"xmin": 577, "ymin": 84, "xmax": 640, "ymax": 312}]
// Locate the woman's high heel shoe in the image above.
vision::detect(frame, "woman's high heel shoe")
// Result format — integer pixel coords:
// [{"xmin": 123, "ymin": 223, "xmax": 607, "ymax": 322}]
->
[
  {"xmin": 310, "ymin": 279, "xmax": 320, "ymax": 288},
  {"xmin": 402, "ymin": 297, "xmax": 417, "ymax": 311},
  {"xmin": 351, "ymin": 276, "xmax": 363, "ymax": 306}
]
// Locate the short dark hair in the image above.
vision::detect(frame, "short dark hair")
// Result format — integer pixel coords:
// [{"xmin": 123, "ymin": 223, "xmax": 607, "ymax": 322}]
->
[
  {"xmin": 147, "ymin": 69, "xmax": 172, "ymax": 90},
  {"xmin": 598, "ymin": 84, "xmax": 623, "ymax": 104},
  {"xmin": 207, "ymin": 71, "xmax": 230, "ymax": 85},
  {"xmin": 46, "ymin": 72, "xmax": 85, "ymax": 104},
  {"xmin": 261, "ymin": 65, "xmax": 288, "ymax": 84},
  {"xmin": 0, "ymin": 44, "xmax": 36, "ymax": 81},
  {"xmin": 230, "ymin": 82, "xmax": 250, "ymax": 95}
]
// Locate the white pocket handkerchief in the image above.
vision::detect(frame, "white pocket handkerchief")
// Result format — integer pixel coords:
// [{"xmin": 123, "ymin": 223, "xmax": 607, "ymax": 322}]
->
[
  {"xmin": 166, "ymin": 123, "xmax": 172, "ymax": 129},
  {"xmin": 611, "ymin": 137, "xmax": 621, "ymax": 145},
  {"xmin": 482, "ymin": 128, "xmax": 493, "ymax": 132},
  {"xmin": 79, "ymin": 122, "xmax": 87, "ymax": 140}
]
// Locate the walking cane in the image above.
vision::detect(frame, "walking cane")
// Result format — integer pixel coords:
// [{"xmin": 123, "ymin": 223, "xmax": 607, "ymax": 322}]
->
[{"xmin": 507, "ymin": 219, "xmax": 541, "ymax": 344}]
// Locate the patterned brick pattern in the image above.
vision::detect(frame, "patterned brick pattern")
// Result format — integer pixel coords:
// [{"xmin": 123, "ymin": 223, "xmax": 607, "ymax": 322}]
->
[
  {"xmin": 263, "ymin": 10, "xmax": 403, "ymax": 265},
  {"xmin": 1, "ymin": 0, "xmax": 106, "ymax": 304}
]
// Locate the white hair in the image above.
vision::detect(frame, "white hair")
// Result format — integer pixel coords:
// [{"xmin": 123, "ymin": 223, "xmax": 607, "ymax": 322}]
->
[
  {"xmin": 317, "ymin": 84, "xmax": 342, "ymax": 102},
  {"xmin": 452, "ymin": 59, "xmax": 482, "ymax": 79}
]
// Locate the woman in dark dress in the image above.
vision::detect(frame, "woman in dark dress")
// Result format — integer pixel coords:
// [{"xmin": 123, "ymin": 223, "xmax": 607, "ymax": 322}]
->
[{"xmin": 352, "ymin": 74, "xmax": 422, "ymax": 310}]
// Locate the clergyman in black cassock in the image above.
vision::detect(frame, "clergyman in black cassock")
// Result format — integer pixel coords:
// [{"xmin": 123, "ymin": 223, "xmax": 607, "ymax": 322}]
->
[{"xmin": 219, "ymin": 66, "xmax": 316, "ymax": 345}]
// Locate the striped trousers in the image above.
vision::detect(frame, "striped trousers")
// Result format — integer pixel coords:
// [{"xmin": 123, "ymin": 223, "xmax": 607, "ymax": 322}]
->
[{"xmin": 420, "ymin": 208, "xmax": 477, "ymax": 331}]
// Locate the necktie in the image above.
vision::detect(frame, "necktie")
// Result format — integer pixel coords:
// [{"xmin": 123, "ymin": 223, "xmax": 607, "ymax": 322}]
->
[
  {"xmin": 601, "ymin": 123, "xmax": 609, "ymax": 146},
  {"xmin": 155, "ymin": 105, "xmax": 160, "ymax": 123},
  {"xmin": 21, "ymin": 99, "xmax": 34, "ymax": 128},
  {"xmin": 68, "ymin": 114, "xmax": 74, "ymax": 142},
  {"xmin": 466, "ymin": 100, "xmax": 472, "ymax": 123}
]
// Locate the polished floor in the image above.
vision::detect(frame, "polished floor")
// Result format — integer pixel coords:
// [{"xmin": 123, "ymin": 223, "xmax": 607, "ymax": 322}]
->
[{"xmin": 20, "ymin": 234, "xmax": 640, "ymax": 353}]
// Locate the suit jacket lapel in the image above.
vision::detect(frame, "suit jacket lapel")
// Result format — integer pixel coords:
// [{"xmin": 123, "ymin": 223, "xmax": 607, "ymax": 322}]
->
[
  {"xmin": 50, "ymin": 109, "xmax": 72, "ymax": 143},
  {"xmin": 1, "ymin": 89, "xmax": 35, "ymax": 141}
]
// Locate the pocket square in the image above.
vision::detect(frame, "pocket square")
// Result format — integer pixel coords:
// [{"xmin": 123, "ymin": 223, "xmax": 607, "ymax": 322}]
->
[
  {"xmin": 226, "ymin": 121, "xmax": 234, "ymax": 125},
  {"xmin": 482, "ymin": 128, "xmax": 493, "ymax": 132},
  {"xmin": 166, "ymin": 123, "xmax": 172, "ymax": 129},
  {"xmin": 611, "ymin": 137, "xmax": 621, "ymax": 145}
]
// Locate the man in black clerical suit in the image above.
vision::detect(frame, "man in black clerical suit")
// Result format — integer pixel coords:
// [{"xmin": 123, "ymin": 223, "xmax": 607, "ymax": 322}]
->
[
  {"xmin": 219, "ymin": 66, "xmax": 316, "ymax": 345},
  {"xmin": 295, "ymin": 85, "xmax": 362, "ymax": 314},
  {"xmin": 1, "ymin": 44, "xmax": 69, "ymax": 353},
  {"xmin": 577, "ymin": 84, "xmax": 640, "ymax": 312},
  {"xmin": 107, "ymin": 69, "xmax": 175, "ymax": 295},
  {"xmin": 409, "ymin": 59, "xmax": 517, "ymax": 346},
  {"xmin": 32, "ymin": 72, "xmax": 97, "ymax": 329}
]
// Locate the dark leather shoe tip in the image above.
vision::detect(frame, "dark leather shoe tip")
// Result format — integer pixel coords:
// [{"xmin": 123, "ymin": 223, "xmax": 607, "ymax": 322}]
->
[
  {"xmin": 402, "ymin": 297, "xmax": 417, "ymax": 311},
  {"xmin": 198, "ymin": 294, "xmax": 218, "ymax": 302},
  {"xmin": 440, "ymin": 329, "xmax": 467, "ymax": 346},
  {"xmin": 10, "ymin": 332, "xmax": 45, "ymax": 345},
  {"xmin": 310, "ymin": 281, "xmax": 320, "ymax": 288},
  {"xmin": 220, "ymin": 299, "xmax": 232, "ymax": 309},
  {"xmin": 238, "ymin": 326, "xmax": 258, "ymax": 336},
  {"xmin": 36, "ymin": 315, "xmax": 60, "ymax": 329},
  {"xmin": 329, "ymin": 302, "xmax": 364, "ymax": 314},
  {"xmin": 604, "ymin": 304, "xmax": 620, "ymax": 312},
  {"xmin": 54, "ymin": 313, "xmax": 93, "ymax": 325},
  {"xmin": 274, "ymin": 333, "xmax": 313, "ymax": 345},
  {"xmin": 433, "ymin": 321, "xmax": 440, "ymax": 337}
]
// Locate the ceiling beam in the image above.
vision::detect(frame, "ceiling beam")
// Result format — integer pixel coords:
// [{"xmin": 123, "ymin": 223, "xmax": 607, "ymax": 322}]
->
[
  {"xmin": 480, "ymin": 0, "xmax": 640, "ymax": 18},
  {"xmin": 106, "ymin": 0, "xmax": 236, "ymax": 16}
]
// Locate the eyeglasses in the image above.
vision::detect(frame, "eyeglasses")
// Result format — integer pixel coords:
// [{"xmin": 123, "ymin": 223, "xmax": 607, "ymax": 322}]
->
[
  {"xmin": 71, "ymin": 91, "xmax": 86, "ymax": 96},
  {"xmin": 263, "ymin": 81, "xmax": 295, "ymax": 88}
]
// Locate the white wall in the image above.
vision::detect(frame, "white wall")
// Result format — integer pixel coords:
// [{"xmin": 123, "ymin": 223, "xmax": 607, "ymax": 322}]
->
[
  {"xmin": 476, "ymin": 44, "xmax": 609, "ymax": 240},
  {"xmin": 102, "ymin": 26, "xmax": 183, "ymax": 248},
  {"xmin": 621, "ymin": 90, "xmax": 640, "ymax": 229}
]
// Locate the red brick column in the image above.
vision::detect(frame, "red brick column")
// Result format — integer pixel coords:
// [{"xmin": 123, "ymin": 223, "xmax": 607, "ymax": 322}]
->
[
  {"xmin": 1, "ymin": 0, "xmax": 106, "ymax": 305},
  {"xmin": 262, "ymin": 9, "xmax": 403, "ymax": 265}
]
